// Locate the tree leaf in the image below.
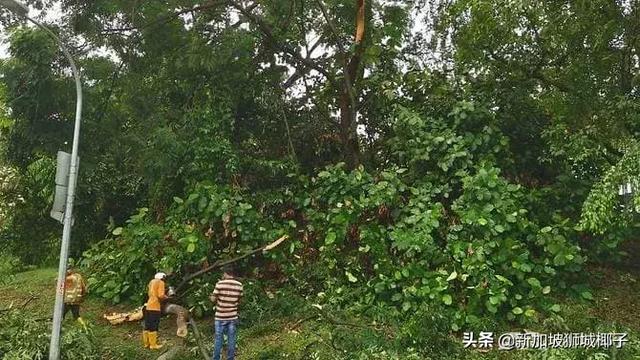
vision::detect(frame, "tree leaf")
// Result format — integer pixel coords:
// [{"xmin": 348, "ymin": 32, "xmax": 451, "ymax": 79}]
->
[
  {"xmin": 581, "ymin": 291, "xmax": 593, "ymax": 300},
  {"xmin": 446, "ymin": 271, "xmax": 458, "ymax": 282},
  {"xmin": 512, "ymin": 307, "xmax": 523, "ymax": 315},
  {"xmin": 442, "ymin": 294, "xmax": 453, "ymax": 305},
  {"xmin": 325, "ymin": 232, "xmax": 337, "ymax": 245},
  {"xmin": 527, "ymin": 277, "xmax": 541, "ymax": 288},
  {"xmin": 402, "ymin": 301, "xmax": 411, "ymax": 311}
]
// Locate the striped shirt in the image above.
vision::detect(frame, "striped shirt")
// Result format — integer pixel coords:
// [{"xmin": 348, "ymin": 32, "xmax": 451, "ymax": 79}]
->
[{"xmin": 211, "ymin": 278, "xmax": 243, "ymax": 320}]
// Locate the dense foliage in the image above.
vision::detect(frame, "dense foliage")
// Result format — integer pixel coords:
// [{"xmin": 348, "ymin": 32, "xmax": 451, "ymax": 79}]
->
[
  {"xmin": 0, "ymin": 0, "xmax": 639, "ymax": 357},
  {"xmin": 0, "ymin": 309, "xmax": 98, "ymax": 360},
  {"xmin": 82, "ymin": 102, "xmax": 588, "ymax": 333}
]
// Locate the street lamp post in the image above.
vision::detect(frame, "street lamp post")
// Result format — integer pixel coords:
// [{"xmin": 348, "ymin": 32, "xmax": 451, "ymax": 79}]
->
[{"xmin": 0, "ymin": 2, "xmax": 83, "ymax": 359}]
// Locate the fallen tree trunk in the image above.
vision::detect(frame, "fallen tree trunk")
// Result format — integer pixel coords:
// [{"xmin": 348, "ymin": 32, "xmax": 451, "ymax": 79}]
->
[
  {"xmin": 103, "ymin": 303, "xmax": 190, "ymax": 338},
  {"xmin": 152, "ymin": 235, "xmax": 289, "ymax": 360},
  {"xmin": 163, "ymin": 304, "xmax": 189, "ymax": 338},
  {"xmin": 188, "ymin": 318, "xmax": 210, "ymax": 360},
  {"xmin": 155, "ymin": 346, "xmax": 181, "ymax": 360},
  {"xmin": 154, "ymin": 318, "xmax": 210, "ymax": 360},
  {"xmin": 175, "ymin": 235, "xmax": 288, "ymax": 294}
]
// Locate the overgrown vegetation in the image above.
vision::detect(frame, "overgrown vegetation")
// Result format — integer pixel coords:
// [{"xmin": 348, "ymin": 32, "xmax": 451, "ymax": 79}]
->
[
  {"xmin": 0, "ymin": 309, "xmax": 98, "ymax": 360},
  {"xmin": 0, "ymin": 0, "xmax": 639, "ymax": 358},
  {"xmin": 2, "ymin": 267, "xmax": 640, "ymax": 359}
]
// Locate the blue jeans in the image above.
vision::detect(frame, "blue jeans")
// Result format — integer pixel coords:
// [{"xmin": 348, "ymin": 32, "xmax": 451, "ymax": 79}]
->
[{"xmin": 212, "ymin": 319, "xmax": 238, "ymax": 360}]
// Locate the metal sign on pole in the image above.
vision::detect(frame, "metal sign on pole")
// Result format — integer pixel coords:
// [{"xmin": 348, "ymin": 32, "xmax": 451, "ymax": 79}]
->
[
  {"xmin": 0, "ymin": 1, "xmax": 84, "ymax": 359},
  {"xmin": 51, "ymin": 151, "xmax": 71, "ymax": 223}
]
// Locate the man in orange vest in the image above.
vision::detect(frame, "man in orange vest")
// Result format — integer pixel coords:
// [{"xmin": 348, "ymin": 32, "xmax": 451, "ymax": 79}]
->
[
  {"xmin": 63, "ymin": 268, "xmax": 87, "ymax": 328},
  {"xmin": 142, "ymin": 272, "xmax": 168, "ymax": 350}
]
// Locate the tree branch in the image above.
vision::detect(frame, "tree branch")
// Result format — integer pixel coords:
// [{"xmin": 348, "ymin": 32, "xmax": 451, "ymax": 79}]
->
[
  {"xmin": 175, "ymin": 235, "xmax": 288, "ymax": 293},
  {"xmin": 226, "ymin": 0, "xmax": 339, "ymax": 89},
  {"xmin": 100, "ymin": 1, "xmax": 225, "ymax": 35}
]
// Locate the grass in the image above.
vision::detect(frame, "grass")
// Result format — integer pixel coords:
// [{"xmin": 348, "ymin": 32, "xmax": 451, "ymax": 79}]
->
[
  {"xmin": 1, "ymin": 265, "xmax": 640, "ymax": 359},
  {"xmin": 0, "ymin": 268, "xmax": 155, "ymax": 359}
]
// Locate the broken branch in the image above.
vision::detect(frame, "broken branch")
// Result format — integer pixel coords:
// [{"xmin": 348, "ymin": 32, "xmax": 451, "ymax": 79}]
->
[{"xmin": 175, "ymin": 235, "xmax": 289, "ymax": 293}]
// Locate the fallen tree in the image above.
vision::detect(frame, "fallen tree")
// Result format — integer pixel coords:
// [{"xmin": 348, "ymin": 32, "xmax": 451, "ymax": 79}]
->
[
  {"xmin": 103, "ymin": 235, "xmax": 290, "ymax": 359},
  {"xmin": 175, "ymin": 235, "xmax": 288, "ymax": 294}
]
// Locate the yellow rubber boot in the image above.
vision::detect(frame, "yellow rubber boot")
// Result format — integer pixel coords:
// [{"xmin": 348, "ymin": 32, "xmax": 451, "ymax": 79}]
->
[
  {"xmin": 142, "ymin": 330, "xmax": 150, "ymax": 348},
  {"xmin": 148, "ymin": 331, "xmax": 163, "ymax": 350}
]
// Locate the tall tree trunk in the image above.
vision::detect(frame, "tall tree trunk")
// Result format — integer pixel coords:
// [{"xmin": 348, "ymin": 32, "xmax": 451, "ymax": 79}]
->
[
  {"xmin": 339, "ymin": 87, "xmax": 360, "ymax": 169},
  {"xmin": 338, "ymin": 0, "xmax": 367, "ymax": 169}
]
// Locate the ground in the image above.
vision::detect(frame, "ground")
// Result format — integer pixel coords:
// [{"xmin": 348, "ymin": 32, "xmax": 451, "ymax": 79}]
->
[
  {"xmin": 1, "ymin": 265, "xmax": 639, "ymax": 359},
  {"xmin": 0, "ymin": 268, "xmax": 315, "ymax": 359}
]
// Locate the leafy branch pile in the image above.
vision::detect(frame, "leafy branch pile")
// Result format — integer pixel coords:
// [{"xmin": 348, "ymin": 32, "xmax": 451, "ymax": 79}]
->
[
  {"xmin": 83, "ymin": 103, "xmax": 587, "ymax": 332},
  {"xmin": 0, "ymin": 309, "xmax": 98, "ymax": 360}
]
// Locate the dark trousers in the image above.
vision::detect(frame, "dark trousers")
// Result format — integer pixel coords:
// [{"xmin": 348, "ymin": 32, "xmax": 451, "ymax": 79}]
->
[
  {"xmin": 63, "ymin": 304, "xmax": 80, "ymax": 319},
  {"xmin": 144, "ymin": 309, "xmax": 161, "ymax": 331}
]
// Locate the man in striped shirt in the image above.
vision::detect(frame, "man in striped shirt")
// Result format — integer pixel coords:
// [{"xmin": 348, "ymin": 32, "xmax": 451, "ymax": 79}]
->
[{"xmin": 210, "ymin": 265, "xmax": 243, "ymax": 360}]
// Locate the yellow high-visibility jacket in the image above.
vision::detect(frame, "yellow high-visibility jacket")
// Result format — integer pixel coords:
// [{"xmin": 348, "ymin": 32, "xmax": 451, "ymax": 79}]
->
[
  {"xmin": 64, "ymin": 273, "xmax": 86, "ymax": 304},
  {"xmin": 146, "ymin": 278, "xmax": 166, "ymax": 311}
]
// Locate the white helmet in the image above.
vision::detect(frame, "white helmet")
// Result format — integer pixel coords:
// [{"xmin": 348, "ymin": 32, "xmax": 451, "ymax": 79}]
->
[{"xmin": 154, "ymin": 272, "xmax": 167, "ymax": 280}]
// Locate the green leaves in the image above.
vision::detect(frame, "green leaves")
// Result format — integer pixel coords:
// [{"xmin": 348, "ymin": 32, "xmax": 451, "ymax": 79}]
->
[
  {"xmin": 527, "ymin": 277, "xmax": 541, "ymax": 288},
  {"xmin": 325, "ymin": 232, "xmax": 337, "ymax": 245},
  {"xmin": 446, "ymin": 271, "xmax": 458, "ymax": 282},
  {"xmin": 581, "ymin": 291, "xmax": 594, "ymax": 300},
  {"xmin": 512, "ymin": 307, "xmax": 523, "ymax": 315},
  {"xmin": 442, "ymin": 294, "xmax": 453, "ymax": 305},
  {"xmin": 0, "ymin": 0, "xmax": 625, "ymax": 342}
]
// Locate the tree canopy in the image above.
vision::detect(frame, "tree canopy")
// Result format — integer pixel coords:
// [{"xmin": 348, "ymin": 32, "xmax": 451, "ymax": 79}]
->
[{"xmin": 0, "ymin": 0, "xmax": 639, "ymax": 354}]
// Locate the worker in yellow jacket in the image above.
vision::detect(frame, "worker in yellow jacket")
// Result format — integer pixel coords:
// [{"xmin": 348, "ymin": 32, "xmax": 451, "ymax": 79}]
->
[
  {"xmin": 142, "ymin": 272, "xmax": 168, "ymax": 349},
  {"xmin": 63, "ymin": 268, "xmax": 87, "ymax": 328}
]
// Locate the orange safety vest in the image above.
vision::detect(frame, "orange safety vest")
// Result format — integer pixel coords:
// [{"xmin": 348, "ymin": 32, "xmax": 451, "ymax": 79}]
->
[
  {"xmin": 146, "ymin": 278, "xmax": 166, "ymax": 311},
  {"xmin": 64, "ymin": 273, "xmax": 86, "ymax": 304}
]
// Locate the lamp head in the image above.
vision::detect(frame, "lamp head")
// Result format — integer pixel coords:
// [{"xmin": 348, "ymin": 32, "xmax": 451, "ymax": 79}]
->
[{"xmin": 0, "ymin": 0, "xmax": 28, "ymax": 16}]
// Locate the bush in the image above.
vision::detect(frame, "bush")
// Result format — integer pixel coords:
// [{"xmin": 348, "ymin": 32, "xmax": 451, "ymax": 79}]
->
[
  {"xmin": 0, "ymin": 252, "xmax": 23, "ymax": 277},
  {"xmin": 0, "ymin": 309, "xmax": 99, "ymax": 360}
]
